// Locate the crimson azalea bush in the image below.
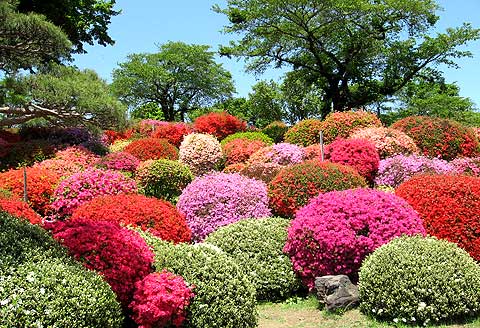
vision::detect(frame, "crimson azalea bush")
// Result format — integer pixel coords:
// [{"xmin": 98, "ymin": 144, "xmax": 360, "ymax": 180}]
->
[
  {"xmin": 285, "ymin": 188, "xmax": 425, "ymax": 289},
  {"xmin": 179, "ymin": 133, "xmax": 224, "ymax": 176},
  {"xmin": 129, "ymin": 271, "xmax": 194, "ymax": 328},
  {"xmin": 193, "ymin": 111, "xmax": 247, "ymax": 140},
  {"xmin": 46, "ymin": 219, "xmax": 154, "ymax": 307},
  {"xmin": 262, "ymin": 121, "xmax": 289, "ymax": 143},
  {"xmin": 324, "ymin": 138, "xmax": 380, "ymax": 183},
  {"xmin": 102, "ymin": 129, "xmax": 134, "ymax": 145},
  {"xmin": 152, "ymin": 122, "xmax": 193, "ymax": 147},
  {"xmin": 248, "ymin": 143, "xmax": 305, "ymax": 166},
  {"xmin": 321, "ymin": 111, "xmax": 382, "ymax": 144},
  {"xmin": 71, "ymin": 194, "xmax": 191, "ymax": 243},
  {"xmin": 396, "ymin": 174, "xmax": 480, "ymax": 262},
  {"xmin": 391, "ymin": 116, "xmax": 480, "ymax": 160},
  {"xmin": 0, "ymin": 197, "xmax": 42, "ymax": 225},
  {"xmin": 96, "ymin": 151, "xmax": 140, "ymax": 173},
  {"xmin": 222, "ymin": 138, "xmax": 267, "ymax": 165},
  {"xmin": 284, "ymin": 119, "xmax": 323, "ymax": 146},
  {"xmin": 124, "ymin": 138, "xmax": 179, "ymax": 161},
  {"xmin": 268, "ymin": 160, "xmax": 367, "ymax": 218},
  {"xmin": 177, "ymin": 172, "xmax": 271, "ymax": 241},
  {"xmin": 51, "ymin": 168, "xmax": 137, "ymax": 217}
]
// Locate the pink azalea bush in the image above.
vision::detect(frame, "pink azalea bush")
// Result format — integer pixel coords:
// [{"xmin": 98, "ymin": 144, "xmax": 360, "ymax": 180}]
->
[
  {"xmin": 129, "ymin": 271, "xmax": 194, "ymax": 328},
  {"xmin": 177, "ymin": 172, "xmax": 271, "ymax": 241},
  {"xmin": 179, "ymin": 133, "xmax": 224, "ymax": 176},
  {"xmin": 248, "ymin": 143, "xmax": 305, "ymax": 166},
  {"xmin": 96, "ymin": 151, "xmax": 140, "ymax": 173},
  {"xmin": 284, "ymin": 188, "xmax": 425, "ymax": 289},
  {"xmin": 51, "ymin": 168, "xmax": 137, "ymax": 216},
  {"xmin": 450, "ymin": 157, "xmax": 480, "ymax": 177},
  {"xmin": 34, "ymin": 146, "xmax": 99, "ymax": 177}
]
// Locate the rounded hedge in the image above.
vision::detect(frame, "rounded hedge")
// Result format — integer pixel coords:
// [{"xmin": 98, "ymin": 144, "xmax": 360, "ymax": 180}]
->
[
  {"xmin": 96, "ymin": 151, "xmax": 140, "ymax": 173},
  {"xmin": 221, "ymin": 131, "xmax": 273, "ymax": 146},
  {"xmin": 262, "ymin": 121, "xmax": 289, "ymax": 143},
  {"xmin": 179, "ymin": 133, "xmax": 224, "ymax": 176},
  {"xmin": 222, "ymin": 138, "xmax": 267, "ymax": 165},
  {"xmin": 205, "ymin": 217, "xmax": 300, "ymax": 301},
  {"xmin": 193, "ymin": 111, "xmax": 247, "ymax": 140},
  {"xmin": 247, "ymin": 143, "xmax": 305, "ymax": 166},
  {"xmin": 284, "ymin": 119, "xmax": 323, "ymax": 146},
  {"xmin": 450, "ymin": 157, "xmax": 480, "ymax": 177},
  {"xmin": 124, "ymin": 138, "xmax": 179, "ymax": 161},
  {"xmin": 321, "ymin": 111, "xmax": 382, "ymax": 144},
  {"xmin": 152, "ymin": 122, "xmax": 193, "ymax": 147},
  {"xmin": 359, "ymin": 235, "xmax": 480, "ymax": 325},
  {"xmin": 0, "ymin": 197, "xmax": 42, "ymax": 225},
  {"xmin": 268, "ymin": 160, "xmax": 367, "ymax": 218}
]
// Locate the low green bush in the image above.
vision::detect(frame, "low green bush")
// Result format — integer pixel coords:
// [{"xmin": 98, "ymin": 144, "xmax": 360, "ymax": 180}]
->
[
  {"xmin": 262, "ymin": 121, "xmax": 289, "ymax": 143},
  {"xmin": 221, "ymin": 131, "xmax": 273, "ymax": 146}
]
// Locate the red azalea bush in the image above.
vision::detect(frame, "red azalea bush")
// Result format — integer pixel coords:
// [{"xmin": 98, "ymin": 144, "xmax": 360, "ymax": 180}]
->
[
  {"xmin": 124, "ymin": 138, "xmax": 179, "ymax": 161},
  {"xmin": 284, "ymin": 188, "xmax": 425, "ymax": 289},
  {"xmin": 46, "ymin": 219, "xmax": 154, "ymax": 307},
  {"xmin": 71, "ymin": 194, "xmax": 191, "ymax": 243},
  {"xmin": 0, "ymin": 197, "xmax": 42, "ymax": 225},
  {"xmin": 223, "ymin": 138, "xmax": 267, "ymax": 165},
  {"xmin": 396, "ymin": 175, "xmax": 480, "ymax": 261},
  {"xmin": 0, "ymin": 168, "xmax": 59, "ymax": 215},
  {"xmin": 268, "ymin": 160, "xmax": 367, "ymax": 218},
  {"xmin": 129, "ymin": 271, "xmax": 194, "ymax": 328},
  {"xmin": 321, "ymin": 111, "xmax": 382, "ymax": 144},
  {"xmin": 284, "ymin": 119, "xmax": 323, "ymax": 146},
  {"xmin": 102, "ymin": 129, "xmax": 134, "ymax": 145},
  {"xmin": 152, "ymin": 123, "xmax": 193, "ymax": 147},
  {"xmin": 324, "ymin": 138, "xmax": 380, "ymax": 183},
  {"xmin": 391, "ymin": 116, "xmax": 480, "ymax": 160},
  {"xmin": 193, "ymin": 112, "xmax": 247, "ymax": 140}
]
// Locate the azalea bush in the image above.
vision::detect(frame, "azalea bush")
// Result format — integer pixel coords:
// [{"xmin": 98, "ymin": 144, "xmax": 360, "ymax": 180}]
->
[
  {"xmin": 222, "ymin": 138, "xmax": 267, "ymax": 165},
  {"xmin": 177, "ymin": 172, "xmax": 271, "ymax": 241},
  {"xmin": 450, "ymin": 157, "xmax": 480, "ymax": 177},
  {"xmin": 262, "ymin": 121, "xmax": 289, "ymax": 143},
  {"xmin": 193, "ymin": 111, "xmax": 247, "ymax": 140},
  {"xmin": 240, "ymin": 162, "xmax": 283, "ymax": 183},
  {"xmin": 221, "ymin": 131, "xmax": 273, "ymax": 146},
  {"xmin": 179, "ymin": 133, "xmax": 224, "ymax": 176},
  {"xmin": 285, "ymin": 189, "xmax": 425, "ymax": 289},
  {"xmin": 124, "ymin": 138, "xmax": 179, "ymax": 161},
  {"xmin": 109, "ymin": 139, "xmax": 133, "ymax": 153},
  {"xmin": 137, "ymin": 119, "xmax": 168, "ymax": 136},
  {"xmin": 34, "ymin": 146, "xmax": 99, "ymax": 177},
  {"xmin": 321, "ymin": 111, "xmax": 382, "ymax": 144},
  {"xmin": 248, "ymin": 143, "xmax": 305, "ymax": 166},
  {"xmin": 102, "ymin": 129, "xmax": 134, "ymax": 145},
  {"xmin": 0, "ymin": 197, "xmax": 42, "ymax": 225},
  {"xmin": 284, "ymin": 119, "xmax": 323, "ymax": 146},
  {"xmin": 96, "ymin": 151, "xmax": 140, "ymax": 173},
  {"xmin": 152, "ymin": 122, "xmax": 193, "ymax": 147}
]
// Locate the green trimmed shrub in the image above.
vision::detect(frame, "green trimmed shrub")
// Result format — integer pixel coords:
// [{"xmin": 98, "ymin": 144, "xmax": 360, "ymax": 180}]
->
[
  {"xmin": 221, "ymin": 131, "xmax": 273, "ymax": 146},
  {"xmin": 262, "ymin": 121, "xmax": 289, "ymax": 143},
  {"xmin": 205, "ymin": 217, "xmax": 300, "ymax": 301},
  {"xmin": 359, "ymin": 235, "xmax": 480, "ymax": 326},
  {"xmin": 284, "ymin": 119, "xmax": 323, "ymax": 146}
]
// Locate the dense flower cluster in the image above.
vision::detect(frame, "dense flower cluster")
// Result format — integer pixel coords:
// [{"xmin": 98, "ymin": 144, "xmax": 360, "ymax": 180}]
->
[
  {"xmin": 102, "ymin": 129, "xmax": 134, "ymax": 145},
  {"xmin": 262, "ymin": 121, "xmax": 289, "ymax": 143},
  {"xmin": 349, "ymin": 127, "xmax": 419, "ymax": 158},
  {"xmin": 109, "ymin": 139, "xmax": 133, "ymax": 153},
  {"xmin": 221, "ymin": 131, "xmax": 273, "ymax": 146},
  {"xmin": 71, "ymin": 194, "xmax": 191, "ymax": 243},
  {"xmin": 285, "ymin": 189, "xmax": 425, "ymax": 289},
  {"xmin": 450, "ymin": 157, "xmax": 480, "ymax": 177},
  {"xmin": 268, "ymin": 160, "xmax": 367, "ymax": 218},
  {"xmin": 137, "ymin": 119, "xmax": 168, "ymax": 136},
  {"xmin": 303, "ymin": 144, "xmax": 324, "ymax": 161},
  {"xmin": 152, "ymin": 122, "xmax": 193, "ymax": 147},
  {"xmin": 193, "ymin": 112, "xmax": 247, "ymax": 140},
  {"xmin": 124, "ymin": 138, "xmax": 179, "ymax": 161},
  {"xmin": 177, "ymin": 172, "xmax": 271, "ymax": 241},
  {"xmin": 321, "ymin": 111, "xmax": 382, "ymax": 144},
  {"xmin": 222, "ymin": 138, "xmax": 267, "ymax": 165},
  {"xmin": 34, "ymin": 146, "xmax": 99, "ymax": 177},
  {"xmin": 396, "ymin": 174, "xmax": 480, "ymax": 261},
  {"xmin": 248, "ymin": 143, "xmax": 305, "ymax": 166},
  {"xmin": 324, "ymin": 138, "xmax": 380, "ymax": 183},
  {"xmin": 47, "ymin": 219, "xmax": 154, "ymax": 307},
  {"xmin": 129, "ymin": 271, "xmax": 194, "ymax": 328},
  {"xmin": 284, "ymin": 119, "xmax": 323, "ymax": 146},
  {"xmin": 96, "ymin": 151, "xmax": 140, "ymax": 173},
  {"xmin": 51, "ymin": 168, "xmax": 137, "ymax": 216},
  {"xmin": 374, "ymin": 154, "xmax": 453, "ymax": 188},
  {"xmin": 391, "ymin": 116, "xmax": 480, "ymax": 160},
  {"xmin": 179, "ymin": 133, "xmax": 224, "ymax": 176},
  {"xmin": 0, "ymin": 197, "xmax": 42, "ymax": 224},
  {"xmin": 240, "ymin": 162, "xmax": 283, "ymax": 183}
]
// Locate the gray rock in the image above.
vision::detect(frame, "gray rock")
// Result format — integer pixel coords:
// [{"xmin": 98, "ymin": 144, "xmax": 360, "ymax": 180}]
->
[{"xmin": 315, "ymin": 275, "xmax": 359, "ymax": 311}]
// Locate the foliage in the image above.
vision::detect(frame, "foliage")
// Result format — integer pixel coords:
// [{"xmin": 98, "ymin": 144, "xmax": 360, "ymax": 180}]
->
[
  {"xmin": 359, "ymin": 235, "xmax": 480, "ymax": 325},
  {"xmin": 109, "ymin": 139, "xmax": 133, "ymax": 153},
  {"xmin": 248, "ymin": 143, "xmax": 305, "ymax": 166},
  {"xmin": 178, "ymin": 133, "xmax": 224, "ymax": 176},
  {"xmin": 177, "ymin": 172, "xmax": 271, "ymax": 241},
  {"xmin": 96, "ymin": 151, "xmax": 139, "ymax": 173},
  {"xmin": 268, "ymin": 160, "xmax": 367, "ymax": 218},
  {"xmin": 244, "ymin": 80, "xmax": 284, "ymax": 128},
  {"xmin": 222, "ymin": 138, "xmax": 267, "ymax": 165},
  {"xmin": 321, "ymin": 111, "xmax": 382, "ymax": 144},
  {"xmin": 193, "ymin": 111, "xmax": 247, "ymax": 140},
  {"xmin": 262, "ymin": 121, "xmax": 288, "ymax": 143},
  {"xmin": 152, "ymin": 122, "xmax": 193, "ymax": 147},
  {"xmin": 285, "ymin": 189, "xmax": 425, "ymax": 289},
  {"xmin": 0, "ymin": 197, "xmax": 42, "ymax": 225},
  {"xmin": 123, "ymin": 137, "xmax": 178, "ymax": 161},
  {"xmin": 0, "ymin": 139, "xmax": 55, "ymax": 170},
  {"xmin": 205, "ymin": 217, "xmax": 300, "ymax": 301},
  {"xmin": 221, "ymin": 131, "xmax": 273, "ymax": 146},
  {"xmin": 284, "ymin": 119, "xmax": 323, "ymax": 147}
]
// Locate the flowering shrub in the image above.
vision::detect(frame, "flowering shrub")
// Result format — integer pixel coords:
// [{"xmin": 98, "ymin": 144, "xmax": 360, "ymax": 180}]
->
[
  {"xmin": 268, "ymin": 161, "xmax": 367, "ymax": 218},
  {"xmin": 221, "ymin": 131, "xmax": 273, "ymax": 146},
  {"xmin": 137, "ymin": 119, "xmax": 168, "ymax": 136},
  {"xmin": 262, "ymin": 121, "xmax": 289, "ymax": 143},
  {"xmin": 223, "ymin": 162, "xmax": 246, "ymax": 173},
  {"xmin": 349, "ymin": 127, "xmax": 419, "ymax": 158},
  {"xmin": 303, "ymin": 144, "xmax": 324, "ymax": 161},
  {"xmin": 177, "ymin": 172, "xmax": 271, "ymax": 241},
  {"xmin": 193, "ymin": 111, "xmax": 247, "ymax": 140},
  {"xmin": 71, "ymin": 194, "xmax": 191, "ymax": 243},
  {"xmin": 222, "ymin": 138, "xmax": 267, "ymax": 165},
  {"xmin": 325, "ymin": 138, "xmax": 380, "ymax": 183},
  {"xmin": 285, "ymin": 189, "xmax": 425, "ymax": 289},
  {"xmin": 135, "ymin": 159, "xmax": 193, "ymax": 202},
  {"xmin": 34, "ymin": 146, "xmax": 99, "ymax": 177},
  {"xmin": 248, "ymin": 143, "xmax": 305, "ymax": 166},
  {"xmin": 284, "ymin": 119, "xmax": 323, "ymax": 146},
  {"xmin": 359, "ymin": 236, "xmax": 480, "ymax": 326},
  {"xmin": 129, "ymin": 271, "xmax": 194, "ymax": 328},
  {"xmin": 396, "ymin": 174, "xmax": 480, "ymax": 261},
  {"xmin": 0, "ymin": 139, "xmax": 55, "ymax": 170},
  {"xmin": 391, "ymin": 116, "xmax": 480, "ymax": 160},
  {"xmin": 152, "ymin": 122, "xmax": 193, "ymax": 147},
  {"xmin": 124, "ymin": 138, "xmax": 178, "ymax": 161},
  {"xmin": 240, "ymin": 162, "xmax": 283, "ymax": 183},
  {"xmin": 47, "ymin": 219, "xmax": 154, "ymax": 307},
  {"xmin": 109, "ymin": 139, "xmax": 133, "ymax": 153},
  {"xmin": 0, "ymin": 197, "xmax": 42, "ymax": 225},
  {"xmin": 450, "ymin": 157, "xmax": 480, "ymax": 177},
  {"xmin": 51, "ymin": 168, "xmax": 137, "ymax": 216},
  {"xmin": 102, "ymin": 129, "xmax": 134, "ymax": 145},
  {"xmin": 179, "ymin": 133, "xmax": 223, "ymax": 176},
  {"xmin": 374, "ymin": 154, "xmax": 454, "ymax": 188},
  {"xmin": 96, "ymin": 151, "xmax": 140, "ymax": 173},
  {"xmin": 321, "ymin": 111, "xmax": 382, "ymax": 144}
]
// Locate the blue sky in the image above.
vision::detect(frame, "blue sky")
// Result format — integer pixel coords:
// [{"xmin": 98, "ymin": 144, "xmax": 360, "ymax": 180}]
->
[{"xmin": 73, "ymin": 0, "xmax": 480, "ymax": 106}]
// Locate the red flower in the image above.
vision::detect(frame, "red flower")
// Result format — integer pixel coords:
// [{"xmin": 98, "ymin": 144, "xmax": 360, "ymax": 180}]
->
[
  {"xmin": 193, "ymin": 112, "xmax": 247, "ymax": 140},
  {"xmin": 124, "ymin": 138, "xmax": 178, "ymax": 161}
]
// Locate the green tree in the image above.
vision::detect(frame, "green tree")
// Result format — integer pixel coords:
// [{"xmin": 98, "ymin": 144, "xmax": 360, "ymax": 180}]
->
[
  {"xmin": 111, "ymin": 41, "xmax": 235, "ymax": 122},
  {"xmin": 245, "ymin": 80, "xmax": 284, "ymax": 128},
  {"xmin": 215, "ymin": 0, "xmax": 480, "ymax": 118}
]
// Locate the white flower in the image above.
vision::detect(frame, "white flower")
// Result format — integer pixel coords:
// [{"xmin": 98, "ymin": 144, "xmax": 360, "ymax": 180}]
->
[
  {"xmin": 393, "ymin": 318, "xmax": 399, "ymax": 323},
  {"xmin": 417, "ymin": 302, "xmax": 427, "ymax": 311},
  {"xmin": 0, "ymin": 299, "xmax": 9, "ymax": 306}
]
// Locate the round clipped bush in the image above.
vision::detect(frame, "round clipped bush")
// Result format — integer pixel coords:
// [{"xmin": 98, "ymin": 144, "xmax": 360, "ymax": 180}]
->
[
  {"xmin": 391, "ymin": 116, "xmax": 480, "ymax": 160},
  {"xmin": 109, "ymin": 139, "xmax": 133, "ymax": 153},
  {"xmin": 359, "ymin": 235, "xmax": 480, "ymax": 325},
  {"xmin": 268, "ymin": 160, "xmax": 367, "ymax": 218},
  {"xmin": 248, "ymin": 143, "xmax": 305, "ymax": 166},
  {"xmin": 71, "ymin": 194, "xmax": 191, "ymax": 243},
  {"xmin": 152, "ymin": 122, "xmax": 193, "ymax": 147},
  {"xmin": 124, "ymin": 137, "xmax": 179, "ymax": 161},
  {"xmin": 142, "ymin": 234, "xmax": 257, "ymax": 328},
  {"xmin": 221, "ymin": 131, "xmax": 273, "ymax": 146},
  {"xmin": 177, "ymin": 172, "xmax": 271, "ymax": 241},
  {"xmin": 223, "ymin": 162, "xmax": 247, "ymax": 173},
  {"xmin": 324, "ymin": 138, "xmax": 380, "ymax": 183},
  {"xmin": 96, "ymin": 151, "xmax": 140, "ymax": 173},
  {"xmin": 179, "ymin": 133, "xmax": 224, "ymax": 176},
  {"xmin": 284, "ymin": 119, "xmax": 323, "ymax": 146},
  {"xmin": 193, "ymin": 111, "xmax": 247, "ymax": 140},
  {"xmin": 262, "ymin": 121, "xmax": 289, "ymax": 143},
  {"xmin": 450, "ymin": 157, "xmax": 480, "ymax": 177},
  {"xmin": 321, "ymin": 111, "xmax": 382, "ymax": 144},
  {"xmin": 222, "ymin": 138, "xmax": 267, "ymax": 165},
  {"xmin": 205, "ymin": 217, "xmax": 300, "ymax": 301},
  {"xmin": 240, "ymin": 162, "xmax": 283, "ymax": 183},
  {"xmin": 51, "ymin": 168, "xmax": 137, "ymax": 217},
  {"xmin": 374, "ymin": 154, "xmax": 454, "ymax": 188},
  {"xmin": 349, "ymin": 126, "xmax": 419, "ymax": 158},
  {"xmin": 129, "ymin": 271, "xmax": 194, "ymax": 328},
  {"xmin": 34, "ymin": 145, "xmax": 99, "ymax": 177},
  {"xmin": 396, "ymin": 174, "xmax": 480, "ymax": 261},
  {"xmin": 0, "ymin": 197, "xmax": 42, "ymax": 225},
  {"xmin": 136, "ymin": 159, "xmax": 194, "ymax": 202},
  {"xmin": 285, "ymin": 189, "xmax": 425, "ymax": 289}
]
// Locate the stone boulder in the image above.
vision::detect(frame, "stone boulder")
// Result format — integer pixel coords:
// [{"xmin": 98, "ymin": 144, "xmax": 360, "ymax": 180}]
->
[{"xmin": 315, "ymin": 275, "xmax": 359, "ymax": 311}]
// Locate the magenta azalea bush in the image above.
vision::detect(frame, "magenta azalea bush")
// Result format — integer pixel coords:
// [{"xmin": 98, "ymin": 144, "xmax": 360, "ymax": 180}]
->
[
  {"xmin": 179, "ymin": 133, "xmax": 224, "ymax": 176},
  {"xmin": 284, "ymin": 188, "xmax": 425, "ymax": 289},
  {"xmin": 450, "ymin": 157, "xmax": 480, "ymax": 177},
  {"xmin": 177, "ymin": 172, "xmax": 271, "ymax": 241},
  {"xmin": 374, "ymin": 154, "xmax": 454, "ymax": 188},
  {"xmin": 51, "ymin": 168, "xmax": 137, "ymax": 216},
  {"xmin": 248, "ymin": 143, "xmax": 305, "ymax": 166},
  {"xmin": 96, "ymin": 151, "xmax": 140, "ymax": 173}
]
